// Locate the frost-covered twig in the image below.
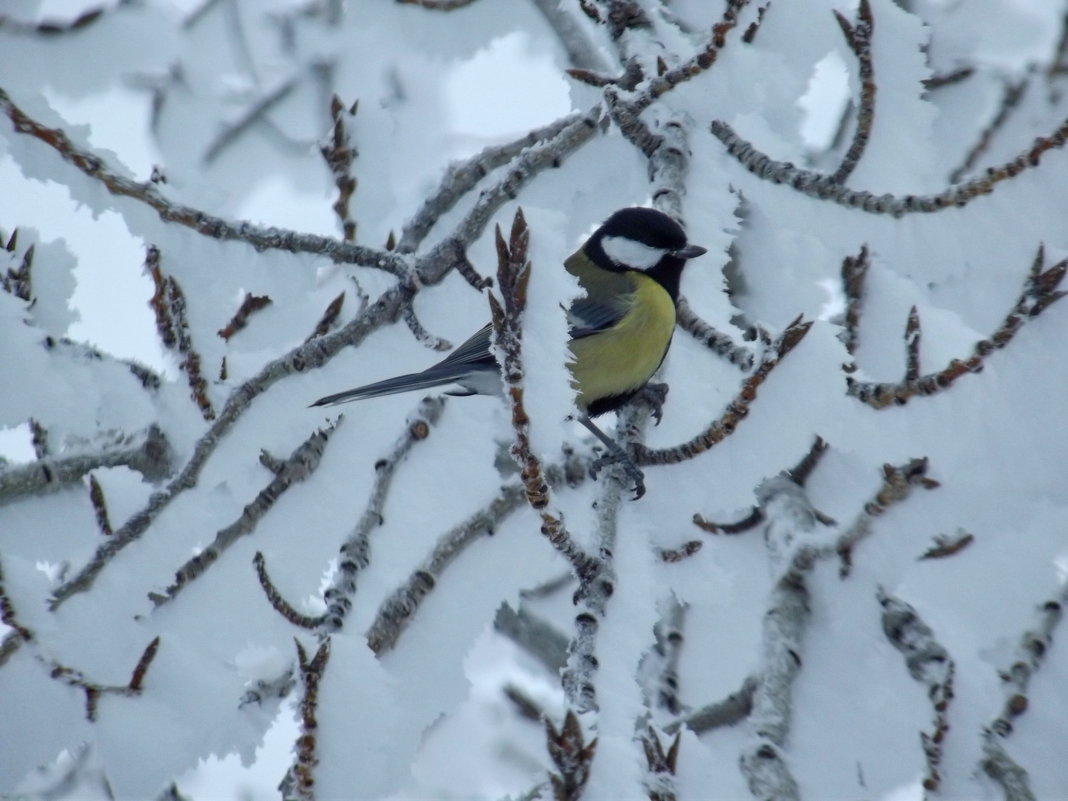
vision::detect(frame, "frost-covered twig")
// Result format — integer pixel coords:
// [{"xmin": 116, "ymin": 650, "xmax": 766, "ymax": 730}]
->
[
  {"xmin": 652, "ymin": 599, "xmax": 686, "ymax": 714},
  {"xmin": 86, "ymin": 474, "xmax": 113, "ymax": 536},
  {"xmin": 676, "ymin": 297, "xmax": 753, "ymax": 370},
  {"xmin": 631, "ymin": 0, "xmax": 753, "ymax": 114},
  {"xmin": 321, "ymin": 95, "xmax": 358, "ymax": 242},
  {"xmin": 634, "ymin": 316, "xmax": 812, "ymax": 466},
  {"xmin": 0, "ymin": 3, "xmax": 119, "ymax": 35},
  {"xmin": 530, "ymin": 0, "xmax": 611, "ymax": 73},
  {"xmin": 949, "ymin": 80, "xmax": 1027, "ymax": 185},
  {"xmin": 657, "ymin": 539, "xmax": 703, "ymax": 562},
  {"xmin": 252, "ymin": 552, "xmax": 322, "ymax": 630},
  {"xmin": 669, "ymin": 675, "xmax": 757, "ymax": 734},
  {"xmin": 495, "ymin": 603, "xmax": 570, "ymax": 674},
  {"xmin": 397, "ymin": 109, "xmax": 600, "ymax": 254},
  {"xmin": 0, "ymin": 86, "xmax": 412, "ymax": 277},
  {"xmin": 738, "ymin": 478, "xmax": 817, "ymax": 801},
  {"xmin": 710, "ymin": 115, "xmax": 1068, "ymax": 216},
  {"xmin": 692, "ymin": 437, "xmax": 832, "ymax": 535},
  {"xmin": 147, "ymin": 247, "xmax": 216, "ymax": 419},
  {"xmin": 0, "ymin": 424, "xmax": 171, "ymax": 506},
  {"xmin": 878, "ymin": 588, "xmax": 955, "ymax": 793},
  {"xmin": 1, "ymin": 231, "xmax": 33, "ymax": 301},
  {"xmin": 490, "ymin": 209, "xmax": 597, "ymax": 579},
  {"xmin": 641, "ymin": 725, "xmax": 681, "ymax": 801},
  {"xmin": 976, "ymin": 588, "xmax": 1067, "ymax": 801},
  {"xmin": 239, "ymin": 667, "xmax": 296, "ymax": 708},
  {"xmin": 839, "ymin": 245, "xmax": 870, "ymax": 364},
  {"xmin": 831, "ymin": 0, "xmax": 875, "ymax": 185},
  {"xmin": 283, "ymin": 639, "xmax": 330, "ymax": 801},
  {"xmin": 847, "ymin": 246, "xmax": 1066, "ymax": 408},
  {"xmin": 986, "ymin": 585, "xmax": 1068, "ymax": 732},
  {"xmin": 835, "ymin": 458, "xmax": 938, "ymax": 577},
  {"xmin": 305, "ymin": 290, "xmax": 345, "ymax": 342},
  {"xmin": 44, "ymin": 335, "xmax": 162, "ymax": 391},
  {"xmin": 317, "ymin": 397, "xmax": 445, "ymax": 634},
  {"xmin": 203, "ymin": 76, "xmax": 302, "ymax": 165},
  {"xmin": 218, "ymin": 292, "xmax": 272, "ymax": 341},
  {"xmin": 923, "ymin": 67, "xmax": 975, "ymax": 91},
  {"xmin": 545, "ymin": 710, "xmax": 596, "ymax": 801},
  {"xmin": 149, "ymin": 423, "xmax": 339, "ymax": 607},
  {"xmin": 365, "ymin": 452, "xmax": 591, "ymax": 655},
  {"xmin": 35, "ymin": 636, "xmax": 161, "ymax": 722},
  {"xmin": 402, "ymin": 303, "xmax": 452, "ymax": 351},
  {"xmin": 918, "ymin": 530, "xmax": 975, "ymax": 561},
  {"xmin": 742, "ymin": 2, "xmax": 770, "ymax": 44},
  {"xmin": 0, "ymin": 555, "xmax": 33, "ymax": 665}
]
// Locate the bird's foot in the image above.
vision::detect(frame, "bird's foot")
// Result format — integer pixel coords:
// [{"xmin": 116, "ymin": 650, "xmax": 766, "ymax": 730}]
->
[
  {"xmin": 637, "ymin": 382, "xmax": 669, "ymax": 425},
  {"xmin": 590, "ymin": 446, "xmax": 646, "ymax": 500}
]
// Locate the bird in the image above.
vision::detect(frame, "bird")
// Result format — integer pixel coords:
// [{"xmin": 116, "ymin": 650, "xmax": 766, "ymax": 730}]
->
[{"xmin": 311, "ymin": 206, "xmax": 707, "ymax": 497}]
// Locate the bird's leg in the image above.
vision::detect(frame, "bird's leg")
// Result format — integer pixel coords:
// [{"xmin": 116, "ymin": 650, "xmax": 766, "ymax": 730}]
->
[
  {"xmin": 576, "ymin": 414, "xmax": 646, "ymax": 500},
  {"xmin": 637, "ymin": 382, "xmax": 669, "ymax": 425}
]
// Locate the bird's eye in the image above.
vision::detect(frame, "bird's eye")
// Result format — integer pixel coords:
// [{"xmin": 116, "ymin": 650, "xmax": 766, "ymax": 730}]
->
[{"xmin": 600, "ymin": 235, "xmax": 667, "ymax": 270}]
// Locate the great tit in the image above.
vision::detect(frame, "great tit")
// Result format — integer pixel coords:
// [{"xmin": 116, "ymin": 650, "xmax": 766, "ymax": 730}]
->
[{"xmin": 312, "ymin": 207, "xmax": 707, "ymax": 494}]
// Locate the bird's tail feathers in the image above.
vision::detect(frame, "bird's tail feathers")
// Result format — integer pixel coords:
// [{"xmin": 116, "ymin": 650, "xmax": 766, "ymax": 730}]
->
[{"xmin": 310, "ymin": 367, "xmax": 472, "ymax": 407}]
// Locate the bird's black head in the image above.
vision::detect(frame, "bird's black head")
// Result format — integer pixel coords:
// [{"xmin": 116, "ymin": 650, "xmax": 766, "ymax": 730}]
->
[{"xmin": 583, "ymin": 207, "xmax": 707, "ymax": 300}]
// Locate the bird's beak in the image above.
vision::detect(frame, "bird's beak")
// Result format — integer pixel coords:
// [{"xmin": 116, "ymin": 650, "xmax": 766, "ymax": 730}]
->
[{"xmin": 674, "ymin": 244, "xmax": 707, "ymax": 259}]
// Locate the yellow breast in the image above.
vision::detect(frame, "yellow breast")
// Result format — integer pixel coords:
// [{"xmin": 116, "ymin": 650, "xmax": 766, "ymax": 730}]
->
[{"xmin": 567, "ymin": 272, "xmax": 676, "ymax": 410}]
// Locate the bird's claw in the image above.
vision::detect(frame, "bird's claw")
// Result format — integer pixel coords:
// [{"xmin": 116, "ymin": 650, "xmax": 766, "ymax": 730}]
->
[
  {"xmin": 590, "ymin": 449, "xmax": 646, "ymax": 500},
  {"xmin": 639, "ymin": 382, "xmax": 669, "ymax": 426}
]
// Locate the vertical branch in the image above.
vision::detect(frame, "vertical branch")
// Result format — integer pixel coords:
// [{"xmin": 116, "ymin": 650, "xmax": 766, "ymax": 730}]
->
[
  {"xmin": 488, "ymin": 208, "xmax": 596, "ymax": 578},
  {"xmin": 831, "ymin": 0, "xmax": 876, "ymax": 184},
  {"xmin": 284, "ymin": 639, "xmax": 331, "ymax": 801},
  {"xmin": 321, "ymin": 95, "xmax": 359, "ymax": 242}
]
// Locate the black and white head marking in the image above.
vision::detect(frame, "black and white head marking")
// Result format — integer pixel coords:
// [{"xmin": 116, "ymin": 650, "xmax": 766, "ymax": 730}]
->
[{"xmin": 587, "ymin": 207, "xmax": 691, "ymax": 272}]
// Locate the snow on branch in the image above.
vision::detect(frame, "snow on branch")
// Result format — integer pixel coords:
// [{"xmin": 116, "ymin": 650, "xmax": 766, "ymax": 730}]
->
[
  {"xmin": 675, "ymin": 297, "xmax": 754, "ymax": 371},
  {"xmin": 218, "ymin": 291, "xmax": 272, "ymax": 341},
  {"xmin": 0, "ymin": 3, "xmax": 117, "ymax": 36},
  {"xmin": 980, "ymin": 583, "xmax": 1068, "ymax": 800},
  {"xmin": 0, "ymin": 424, "xmax": 171, "ymax": 506},
  {"xmin": 847, "ymin": 245, "xmax": 1067, "ymax": 408},
  {"xmin": 1, "ymin": 555, "xmax": 162, "ymax": 719},
  {"xmin": 545, "ymin": 709, "xmax": 596, "ymax": 801},
  {"xmin": 321, "ymin": 95, "xmax": 359, "ymax": 243},
  {"xmin": 634, "ymin": 316, "xmax": 812, "ymax": 466},
  {"xmin": 282, "ymin": 638, "xmax": 331, "ymax": 801},
  {"xmin": 316, "ymin": 398, "xmax": 445, "ymax": 634},
  {"xmin": 949, "ymin": 79, "xmax": 1028, "ymax": 185},
  {"xmin": 831, "ymin": 0, "xmax": 876, "ymax": 185},
  {"xmin": 709, "ymin": 116, "xmax": 1068, "ymax": 216},
  {"xmin": 365, "ymin": 450, "xmax": 592, "ymax": 656},
  {"xmin": 397, "ymin": 111, "xmax": 597, "ymax": 254},
  {"xmin": 149, "ymin": 422, "xmax": 339, "ymax": 607},
  {"xmin": 489, "ymin": 208, "xmax": 597, "ymax": 580},
  {"xmin": 146, "ymin": 245, "xmax": 216, "ymax": 420},
  {"xmin": 0, "ymin": 87, "xmax": 412, "ymax": 277},
  {"xmin": 877, "ymin": 589, "xmax": 955, "ymax": 793}
]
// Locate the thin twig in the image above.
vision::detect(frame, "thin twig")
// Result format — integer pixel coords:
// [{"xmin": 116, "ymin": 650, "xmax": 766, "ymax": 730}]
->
[
  {"xmin": 831, "ymin": 0, "xmax": 875, "ymax": 185},
  {"xmin": 949, "ymin": 80, "xmax": 1027, "ymax": 185},
  {"xmin": 0, "ymin": 424, "xmax": 171, "ymax": 506},
  {"xmin": 634, "ymin": 316, "xmax": 812, "ymax": 465},
  {"xmin": 848, "ymin": 246, "xmax": 1066, "ymax": 408},
  {"xmin": 709, "ymin": 115, "xmax": 1068, "ymax": 216},
  {"xmin": 878, "ymin": 589, "xmax": 955, "ymax": 793},
  {"xmin": 149, "ymin": 422, "xmax": 339, "ymax": 607}
]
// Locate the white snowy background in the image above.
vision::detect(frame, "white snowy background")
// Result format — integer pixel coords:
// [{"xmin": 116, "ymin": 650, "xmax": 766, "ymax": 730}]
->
[{"xmin": 2, "ymin": 0, "xmax": 1068, "ymax": 799}]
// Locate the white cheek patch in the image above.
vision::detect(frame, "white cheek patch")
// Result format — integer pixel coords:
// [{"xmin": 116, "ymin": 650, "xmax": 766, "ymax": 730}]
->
[{"xmin": 601, "ymin": 235, "xmax": 667, "ymax": 270}]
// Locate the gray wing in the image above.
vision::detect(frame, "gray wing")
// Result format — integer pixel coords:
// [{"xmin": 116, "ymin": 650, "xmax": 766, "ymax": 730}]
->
[{"xmin": 568, "ymin": 296, "xmax": 629, "ymax": 340}]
